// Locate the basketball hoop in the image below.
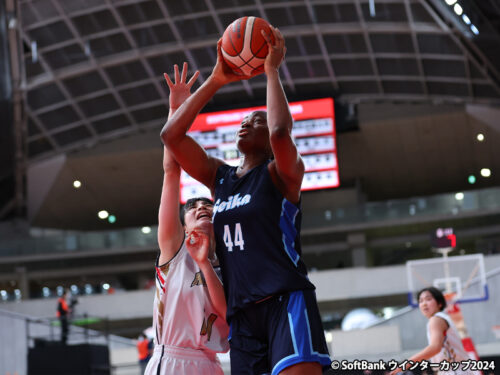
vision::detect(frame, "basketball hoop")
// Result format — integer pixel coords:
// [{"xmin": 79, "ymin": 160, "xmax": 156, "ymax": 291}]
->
[
  {"xmin": 444, "ymin": 292, "xmax": 458, "ymax": 304},
  {"xmin": 492, "ymin": 325, "xmax": 500, "ymax": 340}
]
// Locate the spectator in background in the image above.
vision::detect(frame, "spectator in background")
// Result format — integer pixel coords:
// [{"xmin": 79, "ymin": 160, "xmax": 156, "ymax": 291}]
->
[
  {"xmin": 137, "ymin": 333, "xmax": 152, "ymax": 374},
  {"xmin": 56, "ymin": 289, "xmax": 70, "ymax": 344}
]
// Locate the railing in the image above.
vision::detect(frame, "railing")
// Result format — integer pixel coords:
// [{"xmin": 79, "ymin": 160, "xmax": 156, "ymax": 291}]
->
[
  {"xmin": 303, "ymin": 186, "xmax": 500, "ymax": 229},
  {"xmin": 1, "ymin": 186, "xmax": 500, "ymax": 257},
  {"xmin": 27, "ymin": 315, "xmax": 142, "ymax": 375},
  {"xmin": 26, "ymin": 314, "xmax": 152, "ymax": 375},
  {"xmin": 0, "ymin": 308, "xmax": 138, "ymax": 375},
  {"xmin": 26, "ymin": 313, "xmax": 111, "ymax": 346},
  {"xmin": 0, "ymin": 226, "xmax": 159, "ymax": 256}
]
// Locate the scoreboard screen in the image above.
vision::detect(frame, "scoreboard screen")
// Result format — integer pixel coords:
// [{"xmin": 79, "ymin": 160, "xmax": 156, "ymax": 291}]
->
[
  {"xmin": 180, "ymin": 98, "xmax": 339, "ymax": 203},
  {"xmin": 431, "ymin": 227, "xmax": 456, "ymax": 248}
]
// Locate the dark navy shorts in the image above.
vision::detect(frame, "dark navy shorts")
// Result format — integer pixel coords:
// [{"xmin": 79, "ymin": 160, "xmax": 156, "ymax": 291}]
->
[{"xmin": 228, "ymin": 289, "xmax": 332, "ymax": 375}]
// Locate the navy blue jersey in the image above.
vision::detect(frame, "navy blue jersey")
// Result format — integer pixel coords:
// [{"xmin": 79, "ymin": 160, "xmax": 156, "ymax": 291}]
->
[{"xmin": 213, "ymin": 161, "xmax": 315, "ymax": 320}]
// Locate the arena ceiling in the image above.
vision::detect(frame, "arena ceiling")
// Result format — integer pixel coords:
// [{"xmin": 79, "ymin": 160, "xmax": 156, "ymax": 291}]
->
[{"xmin": 17, "ymin": 0, "xmax": 500, "ymax": 161}]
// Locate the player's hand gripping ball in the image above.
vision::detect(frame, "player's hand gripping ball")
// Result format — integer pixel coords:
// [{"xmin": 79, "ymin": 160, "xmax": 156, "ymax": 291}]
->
[{"xmin": 221, "ymin": 16, "xmax": 275, "ymax": 77}]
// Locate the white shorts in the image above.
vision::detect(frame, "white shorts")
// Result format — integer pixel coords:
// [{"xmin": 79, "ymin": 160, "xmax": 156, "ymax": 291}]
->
[{"xmin": 143, "ymin": 344, "xmax": 224, "ymax": 375}]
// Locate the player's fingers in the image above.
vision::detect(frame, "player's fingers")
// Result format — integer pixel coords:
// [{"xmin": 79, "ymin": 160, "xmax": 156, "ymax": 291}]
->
[
  {"xmin": 216, "ymin": 38, "xmax": 224, "ymax": 59},
  {"xmin": 274, "ymin": 26, "xmax": 283, "ymax": 39},
  {"xmin": 163, "ymin": 73, "xmax": 174, "ymax": 88},
  {"xmin": 269, "ymin": 26, "xmax": 279, "ymax": 46},
  {"xmin": 187, "ymin": 70, "xmax": 200, "ymax": 88},
  {"xmin": 181, "ymin": 62, "xmax": 188, "ymax": 83},
  {"xmin": 261, "ymin": 29, "xmax": 272, "ymax": 46},
  {"xmin": 174, "ymin": 64, "xmax": 180, "ymax": 84},
  {"xmin": 274, "ymin": 27, "xmax": 285, "ymax": 48}
]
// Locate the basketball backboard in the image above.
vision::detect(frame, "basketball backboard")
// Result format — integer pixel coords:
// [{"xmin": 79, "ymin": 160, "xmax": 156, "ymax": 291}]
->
[{"xmin": 406, "ymin": 253, "xmax": 488, "ymax": 307}]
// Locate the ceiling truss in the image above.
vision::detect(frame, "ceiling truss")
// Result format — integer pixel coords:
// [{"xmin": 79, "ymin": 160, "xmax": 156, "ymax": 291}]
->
[{"xmin": 12, "ymin": 0, "xmax": 500, "ymax": 162}]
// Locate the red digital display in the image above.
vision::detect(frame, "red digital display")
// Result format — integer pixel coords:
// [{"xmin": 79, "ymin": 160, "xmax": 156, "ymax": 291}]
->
[
  {"xmin": 180, "ymin": 98, "xmax": 339, "ymax": 203},
  {"xmin": 431, "ymin": 228, "xmax": 456, "ymax": 248}
]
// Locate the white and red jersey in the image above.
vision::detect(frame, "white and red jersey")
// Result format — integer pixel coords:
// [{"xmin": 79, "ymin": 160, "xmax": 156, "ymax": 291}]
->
[
  {"xmin": 428, "ymin": 311, "xmax": 479, "ymax": 375},
  {"xmin": 151, "ymin": 239, "xmax": 229, "ymax": 354}
]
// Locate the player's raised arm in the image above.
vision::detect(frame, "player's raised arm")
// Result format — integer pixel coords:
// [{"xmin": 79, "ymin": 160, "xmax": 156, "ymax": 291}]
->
[
  {"xmin": 157, "ymin": 148, "xmax": 184, "ymax": 265},
  {"xmin": 158, "ymin": 64, "xmax": 198, "ymax": 264},
  {"xmin": 161, "ymin": 49, "xmax": 248, "ymax": 193},
  {"xmin": 262, "ymin": 27, "xmax": 304, "ymax": 203}
]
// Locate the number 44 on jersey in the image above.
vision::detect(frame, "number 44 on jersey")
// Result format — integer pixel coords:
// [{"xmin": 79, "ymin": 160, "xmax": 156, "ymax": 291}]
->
[{"xmin": 223, "ymin": 223, "xmax": 244, "ymax": 252}]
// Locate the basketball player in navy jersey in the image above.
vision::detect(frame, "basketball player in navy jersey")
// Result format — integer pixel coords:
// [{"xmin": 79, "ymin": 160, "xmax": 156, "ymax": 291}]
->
[{"xmin": 161, "ymin": 27, "xmax": 331, "ymax": 375}]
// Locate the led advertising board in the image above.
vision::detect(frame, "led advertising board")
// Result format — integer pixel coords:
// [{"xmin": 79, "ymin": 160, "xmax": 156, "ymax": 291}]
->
[{"xmin": 180, "ymin": 98, "xmax": 339, "ymax": 203}]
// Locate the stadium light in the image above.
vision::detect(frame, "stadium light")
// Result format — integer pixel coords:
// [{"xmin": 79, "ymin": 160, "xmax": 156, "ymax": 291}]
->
[
  {"xmin": 73, "ymin": 180, "xmax": 81, "ymax": 188},
  {"xmin": 480, "ymin": 168, "xmax": 491, "ymax": 177},
  {"xmin": 455, "ymin": 192, "xmax": 464, "ymax": 201},
  {"xmin": 476, "ymin": 133, "xmax": 484, "ymax": 142},
  {"xmin": 470, "ymin": 24, "xmax": 479, "ymax": 35},
  {"xmin": 42, "ymin": 287, "xmax": 50, "ymax": 297},
  {"xmin": 462, "ymin": 14, "xmax": 471, "ymax": 25},
  {"xmin": 453, "ymin": 3, "xmax": 463, "ymax": 15},
  {"xmin": 98, "ymin": 210, "xmax": 109, "ymax": 219},
  {"xmin": 445, "ymin": 0, "xmax": 457, "ymax": 5}
]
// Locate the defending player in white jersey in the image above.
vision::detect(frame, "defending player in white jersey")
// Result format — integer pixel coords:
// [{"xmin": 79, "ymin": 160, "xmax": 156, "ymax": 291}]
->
[
  {"xmin": 144, "ymin": 63, "xmax": 229, "ymax": 375},
  {"xmin": 390, "ymin": 287, "xmax": 478, "ymax": 375}
]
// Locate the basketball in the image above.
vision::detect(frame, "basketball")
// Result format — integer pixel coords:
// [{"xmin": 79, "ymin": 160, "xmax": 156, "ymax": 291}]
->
[{"xmin": 221, "ymin": 16, "xmax": 274, "ymax": 76}]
